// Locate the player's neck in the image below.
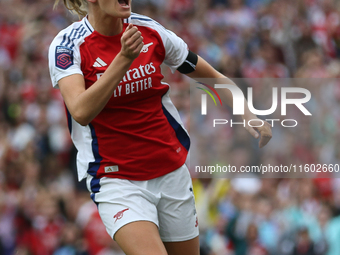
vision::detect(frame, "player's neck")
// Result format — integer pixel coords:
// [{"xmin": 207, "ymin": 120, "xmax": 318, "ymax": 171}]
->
[{"xmin": 87, "ymin": 13, "xmax": 123, "ymax": 36}]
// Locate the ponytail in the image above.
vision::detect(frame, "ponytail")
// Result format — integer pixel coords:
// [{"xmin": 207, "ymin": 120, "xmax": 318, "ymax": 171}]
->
[{"xmin": 54, "ymin": 0, "xmax": 88, "ymax": 17}]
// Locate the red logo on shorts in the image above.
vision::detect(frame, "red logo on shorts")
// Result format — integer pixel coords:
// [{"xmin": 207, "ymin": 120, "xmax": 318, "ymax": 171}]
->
[
  {"xmin": 113, "ymin": 208, "xmax": 129, "ymax": 223},
  {"xmin": 195, "ymin": 216, "xmax": 199, "ymax": 227}
]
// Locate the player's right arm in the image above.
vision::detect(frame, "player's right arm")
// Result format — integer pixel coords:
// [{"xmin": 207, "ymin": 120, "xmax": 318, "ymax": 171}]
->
[{"xmin": 55, "ymin": 24, "xmax": 143, "ymax": 126}]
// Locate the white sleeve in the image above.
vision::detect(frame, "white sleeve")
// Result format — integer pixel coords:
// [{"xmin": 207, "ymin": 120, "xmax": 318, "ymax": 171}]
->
[
  {"xmin": 48, "ymin": 32, "xmax": 83, "ymax": 89},
  {"xmin": 129, "ymin": 14, "xmax": 189, "ymax": 73},
  {"xmin": 162, "ymin": 28, "xmax": 189, "ymax": 73}
]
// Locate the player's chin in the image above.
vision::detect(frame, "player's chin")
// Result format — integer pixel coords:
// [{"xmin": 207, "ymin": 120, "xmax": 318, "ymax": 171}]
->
[
  {"xmin": 109, "ymin": 10, "xmax": 131, "ymax": 19},
  {"xmin": 114, "ymin": 7, "xmax": 131, "ymax": 19},
  {"xmin": 120, "ymin": 9, "xmax": 131, "ymax": 19}
]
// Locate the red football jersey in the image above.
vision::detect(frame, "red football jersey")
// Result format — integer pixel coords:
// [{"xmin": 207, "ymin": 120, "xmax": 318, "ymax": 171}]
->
[{"xmin": 49, "ymin": 13, "xmax": 190, "ymax": 185}]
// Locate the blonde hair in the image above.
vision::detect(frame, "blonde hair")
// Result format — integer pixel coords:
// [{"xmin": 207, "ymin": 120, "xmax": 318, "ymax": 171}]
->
[{"xmin": 54, "ymin": 0, "xmax": 88, "ymax": 17}]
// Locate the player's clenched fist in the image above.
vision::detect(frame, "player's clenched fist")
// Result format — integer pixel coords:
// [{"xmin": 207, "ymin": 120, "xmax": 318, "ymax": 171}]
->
[{"xmin": 120, "ymin": 23, "xmax": 144, "ymax": 60}]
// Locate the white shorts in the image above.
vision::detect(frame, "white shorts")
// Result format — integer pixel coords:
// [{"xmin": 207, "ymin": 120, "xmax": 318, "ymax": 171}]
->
[{"xmin": 86, "ymin": 164, "xmax": 199, "ymax": 242}]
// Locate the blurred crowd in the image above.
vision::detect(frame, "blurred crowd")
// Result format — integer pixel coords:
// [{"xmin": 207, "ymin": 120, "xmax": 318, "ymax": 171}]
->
[{"xmin": 0, "ymin": 0, "xmax": 340, "ymax": 254}]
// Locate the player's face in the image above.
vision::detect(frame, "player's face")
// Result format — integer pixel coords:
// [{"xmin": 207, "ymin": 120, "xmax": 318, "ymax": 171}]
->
[{"xmin": 97, "ymin": 0, "xmax": 132, "ymax": 18}]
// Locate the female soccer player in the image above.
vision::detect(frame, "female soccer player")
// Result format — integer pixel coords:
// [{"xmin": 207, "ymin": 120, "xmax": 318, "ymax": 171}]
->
[{"xmin": 49, "ymin": 0, "xmax": 272, "ymax": 254}]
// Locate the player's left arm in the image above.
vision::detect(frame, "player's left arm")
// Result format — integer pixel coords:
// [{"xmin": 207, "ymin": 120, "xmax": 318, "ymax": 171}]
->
[{"xmin": 182, "ymin": 54, "xmax": 272, "ymax": 148}]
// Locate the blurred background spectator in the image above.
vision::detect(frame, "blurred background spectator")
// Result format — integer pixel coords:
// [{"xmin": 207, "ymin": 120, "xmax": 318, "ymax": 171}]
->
[{"xmin": 0, "ymin": 0, "xmax": 340, "ymax": 254}]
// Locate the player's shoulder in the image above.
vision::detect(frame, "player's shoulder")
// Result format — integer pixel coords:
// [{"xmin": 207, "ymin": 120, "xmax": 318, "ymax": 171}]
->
[
  {"xmin": 49, "ymin": 18, "xmax": 93, "ymax": 50},
  {"xmin": 126, "ymin": 13, "xmax": 164, "ymax": 30},
  {"xmin": 127, "ymin": 13, "xmax": 155, "ymax": 23},
  {"xmin": 126, "ymin": 13, "xmax": 174, "ymax": 40}
]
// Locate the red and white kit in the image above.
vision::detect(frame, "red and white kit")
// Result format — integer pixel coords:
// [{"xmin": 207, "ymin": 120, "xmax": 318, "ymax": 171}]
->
[
  {"xmin": 49, "ymin": 13, "xmax": 198, "ymax": 240},
  {"xmin": 49, "ymin": 13, "xmax": 190, "ymax": 182}
]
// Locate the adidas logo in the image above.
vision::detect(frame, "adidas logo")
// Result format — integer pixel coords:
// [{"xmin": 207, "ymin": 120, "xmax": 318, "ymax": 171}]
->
[
  {"xmin": 141, "ymin": 42, "xmax": 154, "ymax": 53},
  {"xmin": 93, "ymin": 57, "xmax": 107, "ymax": 68},
  {"xmin": 104, "ymin": 165, "xmax": 119, "ymax": 173}
]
